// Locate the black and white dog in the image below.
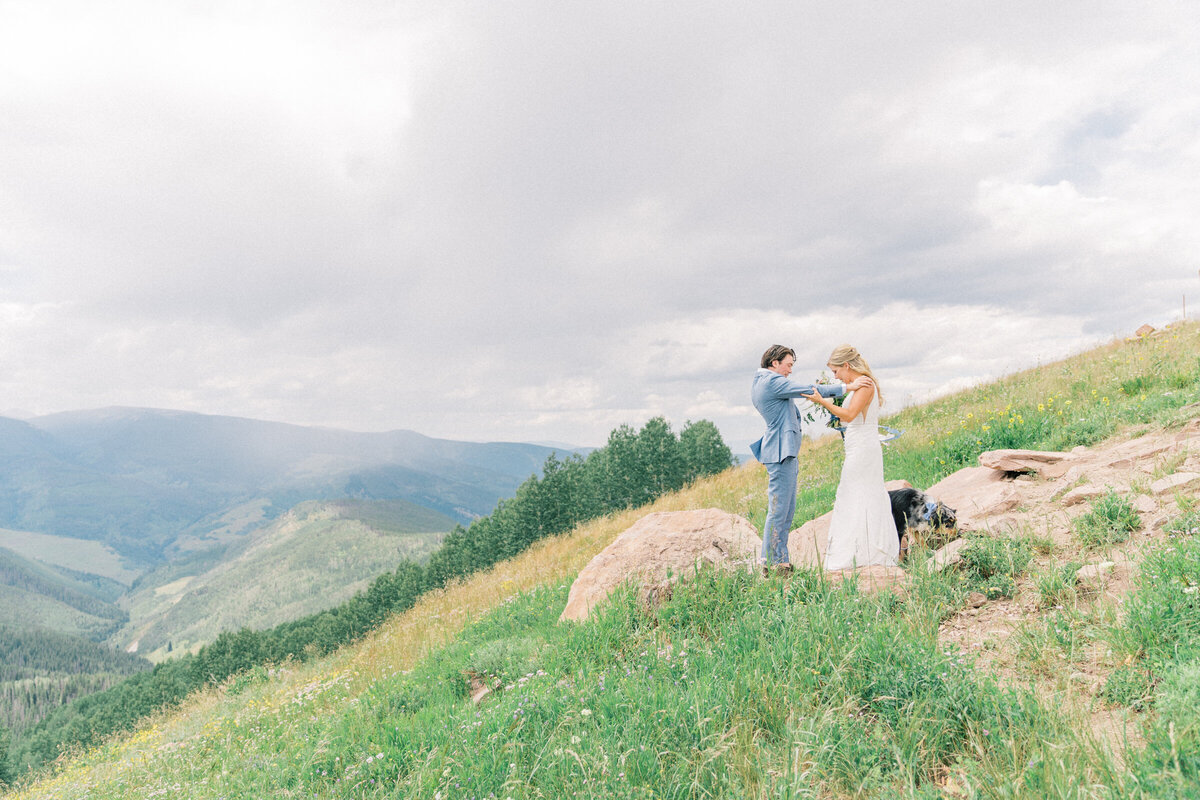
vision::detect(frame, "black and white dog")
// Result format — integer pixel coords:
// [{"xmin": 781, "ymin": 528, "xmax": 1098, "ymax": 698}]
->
[{"xmin": 887, "ymin": 488, "xmax": 958, "ymax": 558}]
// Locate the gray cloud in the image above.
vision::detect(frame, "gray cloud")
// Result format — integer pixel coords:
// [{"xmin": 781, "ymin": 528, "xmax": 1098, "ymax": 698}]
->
[{"xmin": 1, "ymin": 2, "xmax": 1197, "ymax": 446}]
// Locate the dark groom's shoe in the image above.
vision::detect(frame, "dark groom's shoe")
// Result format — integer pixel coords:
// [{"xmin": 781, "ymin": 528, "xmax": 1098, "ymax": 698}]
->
[{"xmin": 761, "ymin": 563, "xmax": 793, "ymax": 578}]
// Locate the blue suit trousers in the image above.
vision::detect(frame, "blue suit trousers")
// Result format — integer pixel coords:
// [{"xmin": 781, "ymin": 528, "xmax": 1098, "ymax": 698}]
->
[{"xmin": 762, "ymin": 456, "xmax": 799, "ymax": 565}]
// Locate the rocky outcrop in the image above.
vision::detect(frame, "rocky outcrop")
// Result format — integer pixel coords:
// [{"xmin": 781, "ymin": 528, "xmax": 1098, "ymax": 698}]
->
[
  {"xmin": 928, "ymin": 538, "xmax": 969, "ymax": 572},
  {"xmin": 1061, "ymin": 485, "xmax": 1110, "ymax": 507},
  {"xmin": 979, "ymin": 449, "xmax": 1074, "ymax": 478},
  {"xmin": 1093, "ymin": 437, "xmax": 1176, "ymax": 471},
  {"xmin": 925, "ymin": 467, "xmax": 1022, "ymax": 530},
  {"xmin": 559, "ymin": 509, "xmax": 760, "ymax": 622},
  {"xmin": 1151, "ymin": 472, "xmax": 1200, "ymax": 495}
]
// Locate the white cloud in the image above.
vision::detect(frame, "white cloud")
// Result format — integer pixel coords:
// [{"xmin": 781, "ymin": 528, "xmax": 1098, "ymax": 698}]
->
[{"xmin": 0, "ymin": 2, "xmax": 1197, "ymax": 449}]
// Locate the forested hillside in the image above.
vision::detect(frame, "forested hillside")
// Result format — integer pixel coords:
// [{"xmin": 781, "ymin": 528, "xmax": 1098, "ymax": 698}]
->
[
  {"xmin": 3, "ymin": 416, "xmax": 732, "ymax": 776},
  {"xmin": 0, "ymin": 626, "xmax": 148, "ymax": 739}
]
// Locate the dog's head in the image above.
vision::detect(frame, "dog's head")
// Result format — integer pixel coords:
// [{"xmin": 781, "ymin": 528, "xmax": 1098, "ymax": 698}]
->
[{"xmin": 921, "ymin": 499, "xmax": 957, "ymax": 530}]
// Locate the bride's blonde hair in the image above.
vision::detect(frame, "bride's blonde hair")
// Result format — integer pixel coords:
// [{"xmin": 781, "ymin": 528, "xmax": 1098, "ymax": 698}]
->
[{"xmin": 828, "ymin": 344, "xmax": 884, "ymax": 406}]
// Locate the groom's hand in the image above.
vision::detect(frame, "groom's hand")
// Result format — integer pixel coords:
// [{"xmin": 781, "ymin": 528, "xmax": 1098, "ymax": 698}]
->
[{"xmin": 847, "ymin": 376, "xmax": 875, "ymax": 391}]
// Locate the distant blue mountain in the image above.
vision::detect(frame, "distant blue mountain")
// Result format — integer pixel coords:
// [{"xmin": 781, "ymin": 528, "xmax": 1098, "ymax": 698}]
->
[{"xmin": 0, "ymin": 407, "xmax": 571, "ymax": 566}]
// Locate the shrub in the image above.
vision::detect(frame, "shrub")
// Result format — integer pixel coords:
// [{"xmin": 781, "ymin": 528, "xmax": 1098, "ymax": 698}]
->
[
  {"xmin": 1035, "ymin": 562, "xmax": 1081, "ymax": 609},
  {"xmin": 960, "ymin": 535, "xmax": 1034, "ymax": 600},
  {"xmin": 1130, "ymin": 658, "xmax": 1200, "ymax": 788},
  {"xmin": 1165, "ymin": 510, "xmax": 1200, "ymax": 538},
  {"xmin": 1073, "ymin": 492, "xmax": 1140, "ymax": 547},
  {"xmin": 1101, "ymin": 662, "xmax": 1156, "ymax": 710},
  {"xmin": 1116, "ymin": 535, "xmax": 1200, "ymax": 665}
]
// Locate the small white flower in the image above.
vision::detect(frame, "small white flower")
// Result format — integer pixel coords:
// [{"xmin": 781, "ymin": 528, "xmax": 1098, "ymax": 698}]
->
[{"xmin": 581, "ymin": 708, "xmax": 592, "ymax": 716}]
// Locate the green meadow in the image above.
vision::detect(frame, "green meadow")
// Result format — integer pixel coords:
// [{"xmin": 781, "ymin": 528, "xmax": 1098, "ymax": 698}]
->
[{"xmin": 5, "ymin": 321, "xmax": 1200, "ymax": 799}]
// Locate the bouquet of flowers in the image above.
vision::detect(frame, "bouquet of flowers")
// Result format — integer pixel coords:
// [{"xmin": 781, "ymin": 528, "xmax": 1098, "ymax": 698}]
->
[{"xmin": 796, "ymin": 371, "xmax": 845, "ymax": 438}]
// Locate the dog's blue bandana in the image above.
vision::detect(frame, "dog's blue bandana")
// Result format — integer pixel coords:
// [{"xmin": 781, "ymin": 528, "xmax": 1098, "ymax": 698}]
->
[
  {"xmin": 921, "ymin": 500, "xmax": 939, "ymax": 522},
  {"xmin": 878, "ymin": 425, "xmax": 903, "ymax": 443}
]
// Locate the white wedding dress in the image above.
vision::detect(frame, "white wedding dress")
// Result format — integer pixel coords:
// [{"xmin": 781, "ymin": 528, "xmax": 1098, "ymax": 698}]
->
[{"xmin": 824, "ymin": 389, "xmax": 899, "ymax": 571}]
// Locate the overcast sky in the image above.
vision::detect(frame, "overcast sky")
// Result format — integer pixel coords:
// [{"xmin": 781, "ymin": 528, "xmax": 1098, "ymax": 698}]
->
[{"xmin": 1, "ymin": 2, "xmax": 1197, "ymax": 450}]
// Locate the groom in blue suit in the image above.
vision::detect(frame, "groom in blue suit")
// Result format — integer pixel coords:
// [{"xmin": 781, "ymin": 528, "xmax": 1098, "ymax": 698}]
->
[{"xmin": 751, "ymin": 344, "xmax": 867, "ymax": 575}]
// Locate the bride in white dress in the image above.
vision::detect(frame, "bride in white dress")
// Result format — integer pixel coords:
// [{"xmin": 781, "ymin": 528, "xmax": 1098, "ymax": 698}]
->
[{"xmin": 803, "ymin": 345, "xmax": 899, "ymax": 571}]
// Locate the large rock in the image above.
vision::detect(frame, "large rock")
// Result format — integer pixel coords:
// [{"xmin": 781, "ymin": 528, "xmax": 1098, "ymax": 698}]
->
[
  {"xmin": 788, "ymin": 513, "xmax": 832, "ymax": 568},
  {"xmin": 1096, "ymin": 437, "xmax": 1176, "ymax": 470},
  {"xmin": 1061, "ymin": 484, "xmax": 1110, "ymax": 507},
  {"xmin": 925, "ymin": 467, "xmax": 1022, "ymax": 530},
  {"xmin": 559, "ymin": 509, "xmax": 761, "ymax": 622},
  {"xmin": 825, "ymin": 565, "xmax": 909, "ymax": 596},
  {"xmin": 1151, "ymin": 472, "xmax": 1200, "ymax": 495},
  {"xmin": 979, "ymin": 449, "xmax": 1073, "ymax": 478},
  {"xmin": 928, "ymin": 537, "xmax": 969, "ymax": 572}
]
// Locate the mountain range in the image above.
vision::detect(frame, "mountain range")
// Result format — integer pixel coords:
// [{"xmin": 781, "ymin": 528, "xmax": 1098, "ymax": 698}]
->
[
  {"xmin": 0, "ymin": 407, "xmax": 577, "ymax": 567},
  {"xmin": 0, "ymin": 407, "xmax": 581, "ymax": 695}
]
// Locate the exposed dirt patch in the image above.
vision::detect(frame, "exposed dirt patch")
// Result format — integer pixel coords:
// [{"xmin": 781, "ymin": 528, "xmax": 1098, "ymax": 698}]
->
[{"xmin": 933, "ymin": 418, "xmax": 1200, "ymax": 762}]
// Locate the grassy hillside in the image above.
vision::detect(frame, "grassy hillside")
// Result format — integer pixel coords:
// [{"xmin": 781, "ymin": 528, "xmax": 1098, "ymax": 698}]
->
[
  {"xmin": 0, "ymin": 549, "xmax": 128, "ymax": 641},
  {"xmin": 5, "ymin": 322, "xmax": 1200, "ymax": 799},
  {"xmin": 114, "ymin": 500, "xmax": 453, "ymax": 661},
  {"xmin": 0, "ymin": 530, "xmax": 137, "ymax": 587}
]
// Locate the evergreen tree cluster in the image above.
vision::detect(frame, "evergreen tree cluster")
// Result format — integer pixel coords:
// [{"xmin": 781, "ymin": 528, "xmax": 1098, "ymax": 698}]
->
[
  {"xmin": 0, "ymin": 626, "xmax": 148, "ymax": 683},
  {"xmin": 5, "ymin": 417, "xmax": 732, "ymax": 777}
]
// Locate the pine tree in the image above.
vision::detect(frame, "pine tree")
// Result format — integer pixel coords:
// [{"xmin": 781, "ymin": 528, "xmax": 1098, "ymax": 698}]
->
[
  {"xmin": 635, "ymin": 417, "xmax": 686, "ymax": 500},
  {"xmin": 0, "ymin": 723, "xmax": 15, "ymax": 785},
  {"xmin": 679, "ymin": 419, "xmax": 734, "ymax": 483}
]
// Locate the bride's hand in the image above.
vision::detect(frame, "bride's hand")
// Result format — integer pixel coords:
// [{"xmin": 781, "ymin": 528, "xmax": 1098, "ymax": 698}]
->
[
  {"xmin": 802, "ymin": 389, "xmax": 822, "ymax": 403},
  {"xmin": 848, "ymin": 376, "xmax": 874, "ymax": 391}
]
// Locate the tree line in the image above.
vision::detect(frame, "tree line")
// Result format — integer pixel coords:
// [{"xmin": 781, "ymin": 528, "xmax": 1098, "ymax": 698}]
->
[
  {"xmin": 0, "ymin": 626, "xmax": 148, "ymax": 683},
  {"xmin": 4, "ymin": 417, "xmax": 732, "ymax": 778}
]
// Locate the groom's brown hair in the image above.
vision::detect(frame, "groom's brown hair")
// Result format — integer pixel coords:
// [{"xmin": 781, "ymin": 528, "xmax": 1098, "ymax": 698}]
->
[{"xmin": 760, "ymin": 344, "xmax": 796, "ymax": 369}]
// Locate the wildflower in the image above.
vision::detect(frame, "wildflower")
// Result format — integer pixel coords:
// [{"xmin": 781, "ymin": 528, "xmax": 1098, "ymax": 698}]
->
[{"xmin": 581, "ymin": 708, "xmax": 592, "ymax": 716}]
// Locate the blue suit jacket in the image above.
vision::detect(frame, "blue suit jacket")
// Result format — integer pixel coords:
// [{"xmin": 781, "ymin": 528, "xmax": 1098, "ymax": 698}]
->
[{"xmin": 750, "ymin": 369, "xmax": 845, "ymax": 464}]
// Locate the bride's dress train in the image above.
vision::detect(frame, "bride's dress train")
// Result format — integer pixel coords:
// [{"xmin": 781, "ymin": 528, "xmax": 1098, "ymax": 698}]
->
[{"xmin": 824, "ymin": 390, "xmax": 899, "ymax": 570}]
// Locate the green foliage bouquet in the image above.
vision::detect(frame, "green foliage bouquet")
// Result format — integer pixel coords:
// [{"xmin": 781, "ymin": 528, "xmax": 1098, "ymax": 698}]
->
[{"xmin": 796, "ymin": 370, "xmax": 845, "ymax": 436}]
